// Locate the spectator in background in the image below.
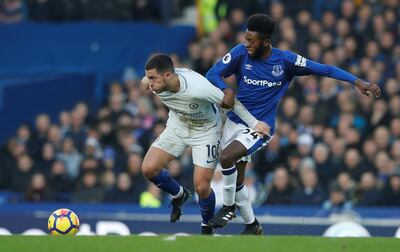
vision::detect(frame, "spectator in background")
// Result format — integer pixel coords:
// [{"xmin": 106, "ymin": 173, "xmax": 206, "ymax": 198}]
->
[
  {"xmin": 391, "ymin": 140, "xmax": 400, "ymax": 167},
  {"xmin": 56, "ymin": 138, "xmax": 82, "ymax": 179},
  {"xmin": 355, "ymin": 171, "xmax": 380, "ymax": 206},
  {"xmin": 313, "ymin": 143, "xmax": 337, "ymax": 190},
  {"xmin": 72, "ymin": 171, "xmax": 104, "ymax": 203},
  {"xmin": 83, "ymin": 137, "xmax": 102, "ymax": 160},
  {"xmin": 379, "ymin": 169, "xmax": 400, "ymax": 207},
  {"xmin": 102, "ymin": 147, "xmax": 116, "ymax": 171},
  {"xmin": 374, "ymin": 151, "xmax": 395, "ymax": 184},
  {"xmin": 10, "ymin": 154, "xmax": 35, "ymax": 192},
  {"xmin": 58, "ymin": 111, "xmax": 71, "ymax": 138},
  {"xmin": 104, "ymin": 172, "xmax": 137, "ymax": 203},
  {"xmin": 322, "ymin": 183, "xmax": 352, "ymax": 213},
  {"xmin": 47, "ymin": 160, "xmax": 71, "ymax": 201},
  {"xmin": 65, "ymin": 109, "xmax": 88, "ymax": 151},
  {"xmin": 47, "ymin": 125, "xmax": 62, "ymax": 151},
  {"xmin": 297, "ymin": 134, "xmax": 314, "ymax": 158},
  {"xmin": 15, "ymin": 123, "xmax": 35, "ymax": 156},
  {"xmin": 342, "ymin": 148, "xmax": 370, "ymax": 182},
  {"xmin": 139, "ymin": 183, "xmax": 162, "ymax": 208},
  {"xmin": 25, "ymin": 172, "xmax": 53, "ymax": 202},
  {"xmin": 0, "ymin": 138, "xmax": 27, "ymax": 189},
  {"xmin": 336, "ymin": 171, "xmax": 356, "ymax": 201},
  {"xmin": 37, "ymin": 142, "xmax": 56, "ymax": 175},
  {"xmin": 31, "ymin": 114, "xmax": 51, "ymax": 158},
  {"xmin": 114, "ymin": 131, "xmax": 141, "ymax": 167},
  {"xmin": 264, "ymin": 166, "xmax": 293, "ymax": 205},
  {"xmin": 291, "ymin": 158, "xmax": 326, "ymax": 205},
  {"xmin": 280, "ymin": 96, "xmax": 299, "ymax": 126},
  {"xmin": 362, "ymin": 139, "xmax": 378, "ymax": 170},
  {"xmin": 100, "ymin": 170, "xmax": 116, "ymax": 193},
  {"xmin": 126, "ymin": 152, "xmax": 147, "ymax": 196},
  {"xmin": 390, "ymin": 118, "xmax": 400, "ymax": 141},
  {"xmin": 254, "ymin": 136, "xmax": 286, "ymax": 181}
]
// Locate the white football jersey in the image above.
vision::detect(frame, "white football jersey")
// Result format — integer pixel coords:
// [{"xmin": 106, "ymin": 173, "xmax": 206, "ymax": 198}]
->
[{"xmin": 156, "ymin": 68, "xmax": 257, "ymax": 135}]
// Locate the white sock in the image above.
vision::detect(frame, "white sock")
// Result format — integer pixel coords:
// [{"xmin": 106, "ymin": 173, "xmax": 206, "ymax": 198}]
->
[
  {"xmin": 173, "ymin": 186, "xmax": 183, "ymax": 198},
  {"xmin": 222, "ymin": 166, "xmax": 237, "ymax": 206},
  {"xmin": 235, "ymin": 184, "xmax": 255, "ymax": 224}
]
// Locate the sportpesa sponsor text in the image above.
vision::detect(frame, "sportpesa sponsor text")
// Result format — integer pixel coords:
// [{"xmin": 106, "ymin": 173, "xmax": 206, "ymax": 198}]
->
[{"xmin": 243, "ymin": 76, "xmax": 282, "ymax": 87}]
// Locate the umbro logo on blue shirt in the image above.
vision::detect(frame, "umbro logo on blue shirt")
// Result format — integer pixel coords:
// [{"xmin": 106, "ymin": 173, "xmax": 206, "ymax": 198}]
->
[{"xmin": 244, "ymin": 64, "xmax": 253, "ymax": 70}]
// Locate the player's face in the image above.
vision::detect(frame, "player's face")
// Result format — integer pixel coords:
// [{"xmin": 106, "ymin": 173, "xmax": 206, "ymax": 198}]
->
[
  {"xmin": 244, "ymin": 30, "xmax": 269, "ymax": 59},
  {"xmin": 145, "ymin": 69, "xmax": 169, "ymax": 93}
]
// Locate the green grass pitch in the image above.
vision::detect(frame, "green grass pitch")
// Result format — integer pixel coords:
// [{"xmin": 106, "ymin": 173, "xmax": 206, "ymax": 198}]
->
[{"xmin": 1, "ymin": 235, "xmax": 399, "ymax": 252}]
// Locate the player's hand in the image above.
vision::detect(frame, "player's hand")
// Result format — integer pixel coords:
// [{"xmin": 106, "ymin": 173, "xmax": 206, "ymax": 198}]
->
[
  {"xmin": 141, "ymin": 76, "xmax": 150, "ymax": 91},
  {"xmin": 355, "ymin": 79, "xmax": 381, "ymax": 99},
  {"xmin": 254, "ymin": 121, "xmax": 271, "ymax": 138},
  {"xmin": 221, "ymin": 88, "xmax": 235, "ymax": 109}
]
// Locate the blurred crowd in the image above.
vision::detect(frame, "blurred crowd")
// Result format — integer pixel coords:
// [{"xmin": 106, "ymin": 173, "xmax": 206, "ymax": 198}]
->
[
  {"xmin": 0, "ymin": 0, "xmax": 191, "ymax": 23},
  {"xmin": 1, "ymin": 0, "xmax": 400, "ymax": 211}
]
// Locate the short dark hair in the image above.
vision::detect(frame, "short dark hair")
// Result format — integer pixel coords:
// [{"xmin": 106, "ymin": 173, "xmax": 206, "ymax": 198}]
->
[
  {"xmin": 247, "ymin": 14, "xmax": 275, "ymax": 39},
  {"xmin": 145, "ymin": 54, "xmax": 175, "ymax": 73}
]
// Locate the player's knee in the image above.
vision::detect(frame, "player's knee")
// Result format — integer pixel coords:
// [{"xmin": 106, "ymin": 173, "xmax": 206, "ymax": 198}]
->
[
  {"xmin": 219, "ymin": 150, "xmax": 235, "ymax": 168},
  {"xmin": 141, "ymin": 161, "xmax": 158, "ymax": 179},
  {"xmin": 194, "ymin": 182, "xmax": 211, "ymax": 199}
]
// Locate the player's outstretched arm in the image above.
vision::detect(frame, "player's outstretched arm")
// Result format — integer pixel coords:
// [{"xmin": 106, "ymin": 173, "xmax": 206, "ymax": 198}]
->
[
  {"xmin": 284, "ymin": 51, "xmax": 382, "ymax": 99},
  {"xmin": 354, "ymin": 79, "xmax": 381, "ymax": 99}
]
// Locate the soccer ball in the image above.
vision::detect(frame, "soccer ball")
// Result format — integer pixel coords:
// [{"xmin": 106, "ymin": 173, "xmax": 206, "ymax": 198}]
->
[{"xmin": 48, "ymin": 208, "xmax": 80, "ymax": 236}]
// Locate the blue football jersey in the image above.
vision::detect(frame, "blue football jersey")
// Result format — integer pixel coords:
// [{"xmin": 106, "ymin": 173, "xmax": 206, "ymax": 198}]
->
[{"xmin": 206, "ymin": 44, "xmax": 358, "ymax": 134}]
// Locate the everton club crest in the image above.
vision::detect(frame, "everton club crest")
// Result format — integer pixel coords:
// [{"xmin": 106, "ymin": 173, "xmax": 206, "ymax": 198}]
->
[{"xmin": 272, "ymin": 65, "xmax": 283, "ymax": 76}]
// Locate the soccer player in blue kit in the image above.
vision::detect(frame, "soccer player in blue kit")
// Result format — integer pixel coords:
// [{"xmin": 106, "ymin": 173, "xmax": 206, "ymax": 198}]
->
[{"xmin": 206, "ymin": 14, "xmax": 381, "ymax": 234}]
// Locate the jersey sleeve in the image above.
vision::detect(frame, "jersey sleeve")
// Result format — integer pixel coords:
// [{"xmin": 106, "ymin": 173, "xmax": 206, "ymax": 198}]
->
[
  {"xmin": 196, "ymin": 78, "xmax": 258, "ymax": 129},
  {"xmin": 205, "ymin": 44, "xmax": 245, "ymax": 90},
  {"xmin": 283, "ymin": 50, "xmax": 358, "ymax": 84}
]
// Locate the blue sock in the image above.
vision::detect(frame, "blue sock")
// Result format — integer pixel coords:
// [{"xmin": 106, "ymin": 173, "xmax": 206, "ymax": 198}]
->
[
  {"xmin": 149, "ymin": 169, "xmax": 181, "ymax": 196},
  {"xmin": 199, "ymin": 189, "xmax": 216, "ymax": 225}
]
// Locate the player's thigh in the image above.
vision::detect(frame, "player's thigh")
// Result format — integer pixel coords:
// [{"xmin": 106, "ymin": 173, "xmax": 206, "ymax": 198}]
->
[
  {"xmin": 190, "ymin": 132, "xmax": 221, "ymax": 169},
  {"xmin": 151, "ymin": 125, "xmax": 187, "ymax": 158},
  {"xmin": 142, "ymin": 147, "xmax": 176, "ymax": 174},
  {"xmin": 237, "ymin": 127, "xmax": 270, "ymax": 154},
  {"xmin": 144, "ymin": 127, "xmax": 186, "ymax": 176},
  {"xmin": 221, "ymin": 119, "xmax": 257, "ymax": 162},
  {"xmin": 223, "ymin": 119, "xmax": 273, "ymax": 162},
  {"xmin": 193, "ymin": 164, "xmax": 215, "ymax": 198},
  {"xmin": 220, "ymin": 118, "xmax": 244, "ymax": 150}
]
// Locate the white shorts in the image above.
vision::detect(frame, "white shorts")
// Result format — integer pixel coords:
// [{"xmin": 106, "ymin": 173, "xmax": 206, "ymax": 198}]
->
[
  {"xmin": 152, "ymin": 125, "xmax": 221, "ymax": 169},
  {"xmin": 221, "ymin": 118, "xmax": 272, "ymax": 162}
]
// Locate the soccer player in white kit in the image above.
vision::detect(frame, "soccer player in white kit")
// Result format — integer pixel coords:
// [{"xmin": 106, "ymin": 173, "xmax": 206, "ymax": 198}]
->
[{"xmin": 140, "ymin": 54, "xmax": 270, "ymax": 234}]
